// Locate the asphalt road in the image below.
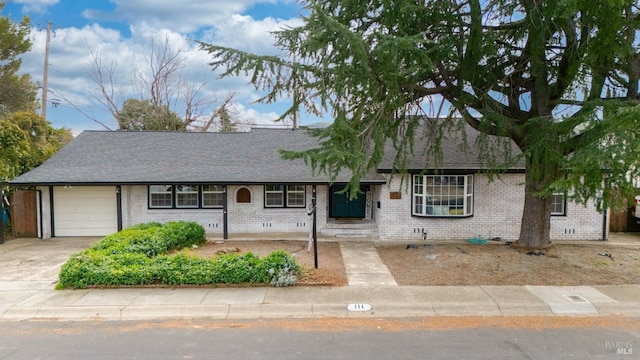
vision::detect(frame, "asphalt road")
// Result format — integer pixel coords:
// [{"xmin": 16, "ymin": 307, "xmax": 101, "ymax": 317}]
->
[{"xmin": 0, "ymin": 318, "xmax": 637, "ymax": 359}]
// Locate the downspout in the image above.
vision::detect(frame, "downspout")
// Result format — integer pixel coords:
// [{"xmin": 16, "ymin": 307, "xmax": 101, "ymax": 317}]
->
[
  {"xmin": 312, "ymin": 185, "xmax": 318, "ymax": 268},
  {"xmin": 223, "ymin": 185, "xmax": 228, "ymax": 240},
  {"xmin": 116, "ymin": 185, "xmax": 122, "ymax": 231},
  {"xmin": 602, "ymin": 208, "xmax": 608, "ymax": 241},
  {"xmin": 602, "ymin": 176, "xmax": 609, "ymax": 241},
  {"xmin": 0, "ymin": 184, "xmax": 4, "ymax": 244},
  {"xmin": 49, "ymin": 186, "xmax": 55, "ymax": 237},
  {"xmin": 37, "ymin": 190, "xmax": 43, "ymax": 239}
]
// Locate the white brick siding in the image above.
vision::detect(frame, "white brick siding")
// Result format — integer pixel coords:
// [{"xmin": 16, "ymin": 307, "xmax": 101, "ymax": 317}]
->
[
  {"xmin": 375, "ymin": 174, "xmax": 605, "ymax": 241},
  {"xmin": 36, "ymin": 179, "xmax": 605, "ymax": 241},
  {"xmin": 121, "ymin": 185, "xmax": 326, "ymax": 236}
]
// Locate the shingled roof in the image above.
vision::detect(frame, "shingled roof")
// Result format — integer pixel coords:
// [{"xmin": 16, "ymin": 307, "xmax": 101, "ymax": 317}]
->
[
  {"xmin": 378, "ymin": 120, "xmax": 525, "ymax": 172},
  {"xmin": 9, "ymin": 128, "xmax": 385, "ymax": 186},
  {"xmin": 9, "ymin": 123, "xmax": 524, "ymax": 186}
]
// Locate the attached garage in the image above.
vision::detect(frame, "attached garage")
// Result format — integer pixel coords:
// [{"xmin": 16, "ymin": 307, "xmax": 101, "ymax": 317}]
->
[{"xmin": 53, "ymin": 186, "xmax": 118, "ymax": 237}]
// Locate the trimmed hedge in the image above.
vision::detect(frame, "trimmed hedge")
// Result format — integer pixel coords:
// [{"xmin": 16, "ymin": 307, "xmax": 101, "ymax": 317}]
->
[{"xmin": 57, "ymin": 221, "xmax": 299, "ymax": 289}]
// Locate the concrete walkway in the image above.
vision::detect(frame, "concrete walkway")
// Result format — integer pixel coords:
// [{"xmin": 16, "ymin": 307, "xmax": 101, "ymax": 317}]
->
[{"xmin": 340, "ymin": 242, "xmax": 397, "ymax": 286}]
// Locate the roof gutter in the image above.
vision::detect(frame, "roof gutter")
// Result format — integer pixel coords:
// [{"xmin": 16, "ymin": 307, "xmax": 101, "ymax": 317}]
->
[{"xmin": 7, "ymin": 180, "xmax": 388, "ymax": 187}]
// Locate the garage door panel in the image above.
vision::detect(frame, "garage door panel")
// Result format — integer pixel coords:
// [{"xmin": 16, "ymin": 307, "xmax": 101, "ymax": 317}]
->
[
  {"xmin": 55, "ymin": 211, "xmax": 117, "ymax": 220},
  {"xmin": 55, "ymin": 198, "xmax": 117, "ymax": 208},
  {"xmin": 53, "ymin": 228, "xmax": 109, "ymax": 237},
  {"xmin": 53, "ymin": 186, "xmax": 117, "ymax": 237},
  {"xmin": 55, "ymin": 219, "xmax": 117, "ymax": 228}
]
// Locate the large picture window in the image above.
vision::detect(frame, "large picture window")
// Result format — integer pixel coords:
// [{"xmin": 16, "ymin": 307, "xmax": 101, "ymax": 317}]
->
[
  {"xmin": 264, "ymin": 185, "xmax": 306, "ymax": 208},
  {"xmin": 412, "ymin": 175, "xmax": 473, "ymax": 217}
]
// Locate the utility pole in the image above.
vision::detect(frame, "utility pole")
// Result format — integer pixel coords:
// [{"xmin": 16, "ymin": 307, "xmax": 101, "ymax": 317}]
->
[{"xmin": 41, "ymin": 22, "xmax": 52, "ymax": 119}]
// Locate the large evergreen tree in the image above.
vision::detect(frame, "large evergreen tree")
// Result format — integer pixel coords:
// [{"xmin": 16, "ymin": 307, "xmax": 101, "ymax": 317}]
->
[{"xmin": 200, "ymin": 0, "xmax": 640, "ymax": 249}]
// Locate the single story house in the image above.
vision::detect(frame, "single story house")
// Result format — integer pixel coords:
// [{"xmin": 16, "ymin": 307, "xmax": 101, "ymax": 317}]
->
[{"xmin": 2, "ymin": 125, "xmax": 607, "ymax": 242}]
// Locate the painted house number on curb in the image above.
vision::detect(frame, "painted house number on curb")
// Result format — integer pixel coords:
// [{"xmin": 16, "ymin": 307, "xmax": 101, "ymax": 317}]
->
[{"xmin": 347, "ymin": 304, "xmax": 372, "ymax": 312}]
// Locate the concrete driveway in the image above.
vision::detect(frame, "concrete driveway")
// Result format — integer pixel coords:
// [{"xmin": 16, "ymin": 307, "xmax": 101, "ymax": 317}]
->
[{"xmin": 0, "ymin": 237, "xmax": 98, "ymax": 289}]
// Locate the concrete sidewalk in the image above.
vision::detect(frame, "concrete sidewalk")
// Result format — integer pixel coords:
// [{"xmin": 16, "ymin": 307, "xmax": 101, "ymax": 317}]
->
[{"xmin": 1, "ymin": 284, "xmax": 639, "ymax": 321}]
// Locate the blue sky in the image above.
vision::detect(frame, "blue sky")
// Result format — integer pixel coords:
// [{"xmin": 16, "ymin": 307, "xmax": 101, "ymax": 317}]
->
[{"xmin": 3, "ymin": 0, "xmax": 317, "ymax": 133}]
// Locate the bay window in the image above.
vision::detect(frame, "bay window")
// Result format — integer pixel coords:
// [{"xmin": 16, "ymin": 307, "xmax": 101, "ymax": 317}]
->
[{"xmin": 412, "ymin": 175, "xmax": 473, "ymax": 217}]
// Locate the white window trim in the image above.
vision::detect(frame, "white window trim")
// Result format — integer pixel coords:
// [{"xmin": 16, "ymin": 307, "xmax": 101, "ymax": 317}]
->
[
  {"xmin": 412, "ymin": 174, "xmax": 474, "ymax": 217},
  {"xmin": 264, "ymin": 185, "xmax": 306, "ymax": 208},
  {"xmin": 286, "ymin": 185, "xmax": 306, "ymax": 208},
  {"xmin": 202, "ymin": 185, "xmax": 224, "ymax": 208},
  {"xmin": 550, "ymin": 193, "xmax": 566, "ymax": 216},
  {"xmin": 149, "ymin": 185, "xmax": 173, "ymax": 208},
  {"xmin": 175, "ymin": 185, "xmax": 199, "ymax": 208},
  {"xmin": 265, "ymin": 185, "xmax": 285, "ymax": 208}
]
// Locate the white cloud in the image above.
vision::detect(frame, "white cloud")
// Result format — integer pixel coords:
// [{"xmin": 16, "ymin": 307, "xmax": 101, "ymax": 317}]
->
[
  {"xmin": 12, "ymin": 0, "xmax": 59, "ymax": 13},
  {"xmin": 207, "ymin": 14, "xmax": 303, "ymax": 55},
  {"xmin": 82, "ymin": 0, "xmax": 289, "ymax": 34},
  {"xmin": 14, "ymin": 0, "xmax": 313, "ymax": 131}
]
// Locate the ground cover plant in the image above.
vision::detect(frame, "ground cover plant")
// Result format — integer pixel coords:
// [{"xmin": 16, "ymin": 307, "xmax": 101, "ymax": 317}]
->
[{"xmin": 57, "ymin": 221, "xmax": 299, "ymax": 289}]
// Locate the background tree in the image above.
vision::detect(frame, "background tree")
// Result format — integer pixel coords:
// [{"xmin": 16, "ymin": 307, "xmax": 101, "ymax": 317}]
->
[
  {"xmin": 217, "ymin": 107, "xmax": 237, "ymax": 132},
  {"xmin": 67, "ymin": 37, "xmax": 238, "ymax": 132},
  {"xmin": 201, "ymin": 0, "xmax": 640, "ymax": 249},
  {"xmin": 118, "ymin": 98, "xmax": 185, "ymax": 131},
  {"xmin": 0, "ymin": 2, "xmax": 38, "ymax": 116},
  {"xmin": 0, "ymin": 112, "xmax": 72, "ymax": 182}
]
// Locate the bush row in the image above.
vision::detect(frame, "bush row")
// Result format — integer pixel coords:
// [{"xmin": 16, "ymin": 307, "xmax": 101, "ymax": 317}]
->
[{"xmin": 57, "ymin": 221, "xmax": 299, "ymax": 289}]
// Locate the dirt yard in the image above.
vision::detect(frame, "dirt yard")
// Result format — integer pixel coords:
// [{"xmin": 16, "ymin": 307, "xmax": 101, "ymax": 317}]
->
[
  {"xmin": 378, "ymin": 242, "xmax": 640, "ymax": 286},
  {"xmin": 188, "ymin": 239, "xmax": 640, "ymax": 287},
  {"xmin": 188, "ymin": 240, "xmax": 348, "ymax": 286}
]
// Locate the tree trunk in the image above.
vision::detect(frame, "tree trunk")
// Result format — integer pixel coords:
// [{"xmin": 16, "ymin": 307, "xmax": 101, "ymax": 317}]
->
[{"xmin": 517, "ymin": 165, "xmax": 554, "ymax": 250}]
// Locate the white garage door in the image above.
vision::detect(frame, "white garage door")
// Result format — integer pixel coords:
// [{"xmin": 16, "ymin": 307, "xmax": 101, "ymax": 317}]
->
[{"xmin": 53, "ymin": 186, "xmax": 117, "ymax": 237}]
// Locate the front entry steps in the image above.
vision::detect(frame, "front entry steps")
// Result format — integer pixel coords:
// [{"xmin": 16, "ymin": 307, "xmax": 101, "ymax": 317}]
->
[{"xmin": 322, "ymin": 219, "xmax": 378, "ymax": 239}]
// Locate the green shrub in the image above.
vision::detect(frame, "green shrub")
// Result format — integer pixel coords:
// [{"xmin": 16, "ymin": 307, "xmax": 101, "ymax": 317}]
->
[
  {"xmin": 127, "ymin": 222, "xmax": 163, "ymax": 230},
  {"xmin": 259, "ymin": 250, "xmax": 300, "ymax": 287},
  {"xmin": 162, "ymin": 221, "xmax": 206, "ymax": 249},
  {"xmin": 89, "ymin": 221, "xmax": 204, "ymax": 257},
  {"xmin": 151, "ymin": 254, "xmax": 216, "ymax": 285},
  {"xmin": 57, "ymin": 221, "xmax": 299, "ymax": 289}
]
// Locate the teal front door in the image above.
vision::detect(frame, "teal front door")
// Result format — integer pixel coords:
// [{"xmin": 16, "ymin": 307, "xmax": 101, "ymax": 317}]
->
[{"xmin": 330, "ymin": 185, "xmax": 367, "ymax": 218}]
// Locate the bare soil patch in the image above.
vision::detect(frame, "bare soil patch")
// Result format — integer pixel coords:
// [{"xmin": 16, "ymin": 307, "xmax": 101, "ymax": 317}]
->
[
  {"xmin": 377, "ymin": 243, "xmax": 640, "ymax": 286},
  {"xmin": 188, "ymin": 240, "xmax": 640, "ymax": 287}
]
